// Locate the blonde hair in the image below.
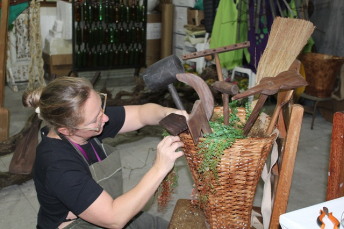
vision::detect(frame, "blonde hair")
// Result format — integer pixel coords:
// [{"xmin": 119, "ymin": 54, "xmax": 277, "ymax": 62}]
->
[{"xmin": 22, "ymin": 77, "xmax": 93, "ymax": 131}]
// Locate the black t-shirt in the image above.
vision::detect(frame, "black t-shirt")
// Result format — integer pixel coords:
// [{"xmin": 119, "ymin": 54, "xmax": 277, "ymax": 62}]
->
[{"xmin": 34, "ymin": 106, "xmax": 125, "ymax": 229}]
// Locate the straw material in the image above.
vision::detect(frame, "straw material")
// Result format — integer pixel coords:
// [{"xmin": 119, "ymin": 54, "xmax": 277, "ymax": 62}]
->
[
  {"xmin": 255, "ymin": 17, "xmax": 315, "ymax": 83},
  {"xmin": 181, "ymin": 107, "xmax": 275, "ymax": 228}
]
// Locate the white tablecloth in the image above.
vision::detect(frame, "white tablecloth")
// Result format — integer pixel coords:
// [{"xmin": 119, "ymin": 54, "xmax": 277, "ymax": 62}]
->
[{"xmin": 279, "ymin": 197, "xmax": 344, "ymax": 229}]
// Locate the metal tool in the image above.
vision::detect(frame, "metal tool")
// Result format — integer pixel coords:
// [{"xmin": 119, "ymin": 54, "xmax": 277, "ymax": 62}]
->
[
  {"xmin": 142, "ymin": 54, "xmax": 185, "ymax": 110},
  {"xmin": 317, "ymin": 207, "xmax": 340, "ymax": 229}
]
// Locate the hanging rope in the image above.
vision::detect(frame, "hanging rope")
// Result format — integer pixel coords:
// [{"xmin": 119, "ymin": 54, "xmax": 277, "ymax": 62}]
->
[{"xmin": 26, "ymin": 0, "xmax": 45, "ymax": 90}]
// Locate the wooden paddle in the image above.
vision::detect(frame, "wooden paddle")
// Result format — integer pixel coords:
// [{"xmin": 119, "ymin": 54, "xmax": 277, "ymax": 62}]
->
[{"xmin": 0, "ymin": 0, "xmax": 10, "ymax": 142}]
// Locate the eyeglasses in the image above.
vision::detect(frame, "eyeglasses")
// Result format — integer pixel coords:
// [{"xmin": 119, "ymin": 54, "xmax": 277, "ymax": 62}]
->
[{"xmin": 75, "ymin": 93, "xmax": 107, "ymax": 132}]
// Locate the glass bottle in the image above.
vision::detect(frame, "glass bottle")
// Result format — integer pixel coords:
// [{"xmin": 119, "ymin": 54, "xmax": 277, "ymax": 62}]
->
[
  {"xmin": 136, "ymin": 0, "xmax": 141, "ymax": 22},
  {"xmin": 92, "ymin": 47, "xmax": 98, "ymax": 66},
  {"xmin": 119, "ymin": 0, "xmax": 125, "ymax": 22},
  {"xmin": 76, "ymin": 22, "xmax": 82, "ymax": 46},
  {"xmin": 131, "ymin": 23, "xmax": 136, "ymax": 44},
  {"xmin": 139, "ymin": 45, "xmax": 145, "ymax": 65},
  {"xmin": 141, "ymin": 0, "xmax": 145, "ymax": 23},
  {"xmin": 88, "ymin": 0, "xmax": 93, "ymax": 22},
  {"xmin": 83, "ymin": 0, "xmax": 88, "ymax": 22},
  {"xmin": 118, "ymin": 44, "xmax": 124, "ymax": 65},
  {"xmin": 82, "ymin": 46, "xmax": 88, "ymax": 67},
  {"xmin": 99, "ymin": 0, "xmax": 104, "ymax": 22},
  {"xmin": 109, "ymin": 44, "xmax": 114, "ymax": 66},
  {"xmin": 93, "ymin": 1, "xmax": 99, "ymax": 23},
  {"xmin": 75, "ymin": 1, "xmax": 82, "ymax": 22},
  {"xmin": 88, "ymin": 50, "xmax": 93, "ymax": 67},
  {"xmin": 119, "ymin": 22, "xmax": 125, "ymax": 44},
  {"xmin": 114, "ymin": 22, "xmax": 120, "ymax": 45},
  {"xmin": 129, "ymin": 44, "xmax": 135, "ymax": 65},
  {"xmin": 140, "ymin": 24, "xmax": 145, "ymax": 44},
  {"xmin": 98, "ymin": 23, "xmax": 105, "ymax": 46},
  {"xmin": 88, "ymin": 25, "xmax": 94, "ymax": 49},
  {"xmin": 103, "ymin": 48, "xmax": 109, "ymax": 66},
  {"xmin": 134, "ymin": 43, "xmax": 139, "ymax": 64},
  {"xmin": 104, "ymin": 0, "xmax": 110, "ymax": 23},
  {"xmin": 130, "ymin": 0, "xmax": 136, "ymax": 21},
  {"xmin": 135, "ymin": 23, "xmax": 141, "ymax": 43},
  {"xmin": 114, "ymin": 0, "xmax": 120, "ymax": 23},
  {"xmin": 76, "ymin": 46, "xmax": 82, "ymax": 67},
  {"xmin": 109, "ymin": 23, "xmax": 115, "ymax": 44},
  {"xmin": 104, "ymin": 25, "xmax": 110, "ymax": 46},
  {"xmin": 93, "ymin": 24, "xmax": 99, "ymax": 46},
  {"xmin": 124, "ymin": 45, "xmax": 130, "ymax": 65},
  {"xmin": 83, "ymin": 23, "xmax": 89, "ymax": 44},
  {"xmin": 114, "ymin": 46, "xmax": 119, "ymax": 65},
  {"xmin": 125, "ymin": 0, "xmax": 130, "ymax": 23},
  {"xmin": 125, "ymin": 22, "xmax": 130, "ymax": 46}
]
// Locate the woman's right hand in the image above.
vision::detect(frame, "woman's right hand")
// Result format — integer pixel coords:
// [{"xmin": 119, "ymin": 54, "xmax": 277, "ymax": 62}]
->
[{"xmin": 155, "ymin": 136, "xmax": 184, "ymax": 173}]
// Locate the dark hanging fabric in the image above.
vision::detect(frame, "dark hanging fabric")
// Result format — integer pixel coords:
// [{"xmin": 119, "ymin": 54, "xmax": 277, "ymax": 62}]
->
[{"xmin": 203, "ymin": 0, "xmax": 220, "ymax": 34}]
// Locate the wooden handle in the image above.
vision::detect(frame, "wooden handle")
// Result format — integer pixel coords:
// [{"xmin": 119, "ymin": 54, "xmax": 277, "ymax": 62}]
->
[
  {"xmin": 212, "ymin": 81, "xmax": 239, "ymax": 95},
  {"xmin": 182, "ymin": 42, "xmax": 250, "ymax": 60},
  {"xmin": 243, "ymin": 94, "xmax": 268, "ymax": 135}
]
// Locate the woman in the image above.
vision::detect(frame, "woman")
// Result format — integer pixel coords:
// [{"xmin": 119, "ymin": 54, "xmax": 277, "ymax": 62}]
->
[{"xmin": 23, "ymin": 77, "xmax": 188, "ymax": 229}]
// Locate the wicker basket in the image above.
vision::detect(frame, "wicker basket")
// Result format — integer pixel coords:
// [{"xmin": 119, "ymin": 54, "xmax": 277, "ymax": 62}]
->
[
  {"xmin": 300, "ymin": 53, "xmax": 344, "ymax": 98},
  {"xmin": 180, "ymin": 107, "xmax": 275, "ymax": 229}
]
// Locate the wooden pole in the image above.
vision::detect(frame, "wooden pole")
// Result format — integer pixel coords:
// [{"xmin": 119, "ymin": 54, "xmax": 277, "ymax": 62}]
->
[{"xmin": 0, "ymin": 0, "xmax": 10, "ymax": 141}]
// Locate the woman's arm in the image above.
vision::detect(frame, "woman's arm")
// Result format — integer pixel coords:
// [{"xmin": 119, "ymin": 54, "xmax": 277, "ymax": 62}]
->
[
  {"xmin": 78, "ymin": 135, "xmax": 184, "ymax": 229},
  {"xmin": 119, "ymin": 103, "xmax": 188, "ymax": 133}
]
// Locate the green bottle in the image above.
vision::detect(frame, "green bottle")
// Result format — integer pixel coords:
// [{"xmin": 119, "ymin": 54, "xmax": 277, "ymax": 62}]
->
[
  {"xmin": 129, "ymin": 44, "xmax": 135, "ymax": 65},
  {"xmin": 83, "ymin": 23, "xmax": 89, "ymax": 44},
  {"xmin": 83, "ymin": 0, "xmax": 88, "ymax": 22},
  {"xmin": 76, "ymin": 47, "xmax": 82, "ymax": 67},
  {"xmin": 125, "ymin": 23, "xmax": 130, "ymax": 46},
  {"xmin": 114, "ymin": 22, "xmax": 120, "ymax": 45},
  {"xmin": 88, "ymin": 0, "xmax": 93, "ymax": 22},
  {"xmin": 114, "ymin": 46, "xmax": 119, "ymax": 65},
  {"xmin": 125, "ymin": 0, "xmax": 130, "ymax": 23},
  {"xmin": 109, "ymin": 24, "xmax": 115, "ymax": 44},
  {"xmin": 93, "ymin": 1, "xmax": 99, "ymax": 22},
  {"xmin": 118, "ymin": 44, "xmax": 124, "ymax": 65},
  {"xmin": 82, "ymin": 46, "xmax": 88, "ymax": 67},
  {"xmin": 119, "ymin": 0, "xmax": 125, "ymax": 22},
  {"xmin": 134, "ymin": 43, "xmax": 139, "ymax": 64},
  {"xmin": 130, "ymin": 0, "xmax": 136, "ymax": 21},
  {"xmin": 114, "ymin": 0, "xmax": 120, "ymax": 23},
  {"xmin": 136, "ymin": 0, "xmax": 141, "ymax": 22},
  {"xmin": 124, "ymin": 46, "xmax": 130, "ymax": 65},
  {"xmin": 87, "ymin": 50, "xmax": 93, "ymax": 67},
  {"xmin": 119, "ymin": 22, "xmax": 125, "ymax": 43},
  {"xmin": 99, "ymin": 0, "xmax": 104, "ymax": 21},
  {"xmin": 76, "ymin": 22, "xmax": 82, "ymax": 46},
  {"xmin": 109, "ymin": 44, "xmax": 114, "ymax": 66},
  {"xmin": 92, "ymin": 48, "xmax": 98, "ymax": 66}
]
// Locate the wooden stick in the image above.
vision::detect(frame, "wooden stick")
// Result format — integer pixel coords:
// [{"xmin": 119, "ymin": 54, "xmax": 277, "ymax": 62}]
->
[
  {"xmin": 243, "ymin": 94, "xmax": 268, "ymax": 135},
  {"xmin": 269, "ymin": 104, "xmax": 304, "ymax": 229},
  {"xmin": 326, "ymin": 112, "xmax": 344, "ymax": 201},
  {"xmin": 214, "ymin": 53, "xmax": 229, "ymax": 125}
]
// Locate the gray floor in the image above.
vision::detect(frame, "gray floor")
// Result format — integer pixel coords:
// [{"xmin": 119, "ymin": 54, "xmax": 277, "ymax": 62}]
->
[{"xmin": 0, "ymin": 76, "xmax": 333, "ymax": 228}]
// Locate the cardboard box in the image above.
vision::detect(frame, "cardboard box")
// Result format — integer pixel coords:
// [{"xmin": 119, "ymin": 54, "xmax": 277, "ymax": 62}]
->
[
  {"xmin": 146, "ymin": 11, "xmax": 162, "ymax": 67},
  {"xmin": 43, "ymin": 53, "xmax": 73, "ymax": 78},
  {"xmin": 187, "ymin": 8, "xmax": 204, "ymax": 26}
]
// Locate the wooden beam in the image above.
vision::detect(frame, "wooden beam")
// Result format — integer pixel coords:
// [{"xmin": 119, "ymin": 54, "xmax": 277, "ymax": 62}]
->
[
  {"xmin": 326, "ymin": 112, "xmax": 344, "ymax": 200},
  {"xmin": 0, "ymin": 0, "xmax": 10, "ymax": 141}
]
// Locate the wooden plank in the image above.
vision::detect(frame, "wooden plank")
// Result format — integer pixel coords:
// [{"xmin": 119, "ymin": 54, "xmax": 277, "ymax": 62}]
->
[
  {"xmin": 269, "ymin": 104, "xmax": 304, "ymax": 229},
  {"xmin": 0, "ymin": 0, "xmax": 10, "ymax": 107},
  {"xmin": 326, "ymin": 111, "xmax": 344, "ymax": 200},
  {"xmin": 0, "ymin": 0, "xmax": 10, "ymax": 142}
]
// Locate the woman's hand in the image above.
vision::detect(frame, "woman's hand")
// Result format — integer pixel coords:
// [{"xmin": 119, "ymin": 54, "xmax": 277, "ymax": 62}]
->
[{"xmin": 155, "ymin": 136, "xmax": 184, "ymax": 173}]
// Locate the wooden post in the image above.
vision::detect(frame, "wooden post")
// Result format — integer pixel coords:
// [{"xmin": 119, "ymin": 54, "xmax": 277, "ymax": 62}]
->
[
  {"xmin": 0, "ymin": 0, "xmax": 10, "ymax": 142},
  {"xmin": 269, "ymin": 104, "xmax": 304, "ymax": 229},
  {"xmin": 326, "ymin": 112, "xmax": 344, "ymax": 201}
]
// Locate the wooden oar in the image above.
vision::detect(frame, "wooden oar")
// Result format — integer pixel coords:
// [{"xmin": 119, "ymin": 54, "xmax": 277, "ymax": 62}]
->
[{"xmin": 0, "ymin": 0, "xmax": 10, "ymax": 142}]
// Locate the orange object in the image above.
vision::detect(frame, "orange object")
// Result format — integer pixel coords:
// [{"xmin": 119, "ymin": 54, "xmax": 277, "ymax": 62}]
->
[{"xmin": 317, "ymin": 207, "xmax": 340, "ymax": 229}]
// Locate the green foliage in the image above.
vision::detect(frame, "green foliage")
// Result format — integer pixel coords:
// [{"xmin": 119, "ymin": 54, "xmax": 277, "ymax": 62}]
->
[{"xmin": 197, "ymin": 101, "xmax": 248, "ymax": 180}]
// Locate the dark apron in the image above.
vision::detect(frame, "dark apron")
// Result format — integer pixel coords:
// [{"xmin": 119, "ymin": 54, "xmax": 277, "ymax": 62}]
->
[{"xmin": 63, "ymin": 139, "xmax": 168, "ymax": 229}]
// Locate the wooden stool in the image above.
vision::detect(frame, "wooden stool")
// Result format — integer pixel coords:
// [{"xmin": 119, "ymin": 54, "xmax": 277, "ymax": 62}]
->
[
  {"xmin": 168, "ymin": 199, "xmax": 207, "ymax": 229},
  {"xmin": 299, "ymin": 93, "xmax": 334, "ymax": 129}
]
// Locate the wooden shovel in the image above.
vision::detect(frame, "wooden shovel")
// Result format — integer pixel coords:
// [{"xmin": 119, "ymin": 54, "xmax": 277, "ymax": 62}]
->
[{"xmin": 0, "ymin": 0, "xmax": 10, "ymax": 142}]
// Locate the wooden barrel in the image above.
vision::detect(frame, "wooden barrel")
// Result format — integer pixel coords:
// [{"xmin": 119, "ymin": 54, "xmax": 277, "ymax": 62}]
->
[{"xmin": 300, "ymin": 53, "xmax": 344, "ymax": 98}]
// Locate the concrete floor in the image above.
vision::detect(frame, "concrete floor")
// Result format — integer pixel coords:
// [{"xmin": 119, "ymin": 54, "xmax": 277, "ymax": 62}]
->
[{"xmin": 0, "ymin": 75, "xmax": 333, "ymax": 228}]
